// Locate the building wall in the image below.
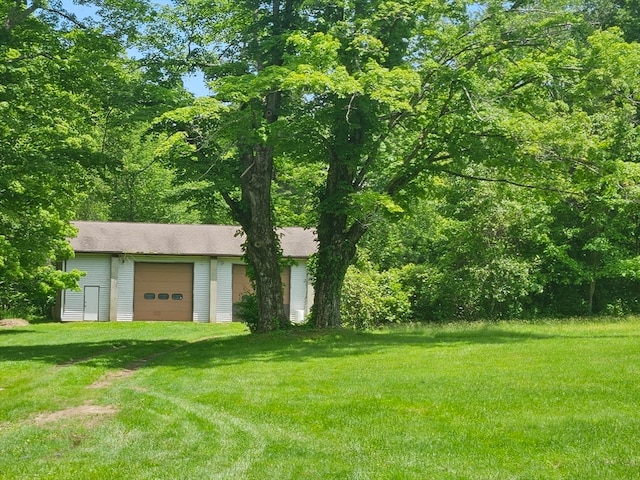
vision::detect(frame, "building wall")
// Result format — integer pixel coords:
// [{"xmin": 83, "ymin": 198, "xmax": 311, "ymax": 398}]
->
[
  {"xmin": 61, "ymin": 254, "xmax": 311, "ymax": 324},
  {"xmin": 215, "ymin": 258, "xmax": 311, "ymax": 323},
  {"xmin": 61, "ymin": 254, "xmax": 111, "ymax": 321},
  {"xmin": 120, "ymin": 255, "xmax": 209, "ymax": 322}
]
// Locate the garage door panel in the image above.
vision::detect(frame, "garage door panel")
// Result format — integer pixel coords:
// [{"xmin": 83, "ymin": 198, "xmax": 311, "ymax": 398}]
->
[
  {"xmin": 134, "ymin": 263, "xmax": 193, "ymax": 321},
  {"xmin": 231, "ymin": 264, "xmax": 290, "ymax": 321}
]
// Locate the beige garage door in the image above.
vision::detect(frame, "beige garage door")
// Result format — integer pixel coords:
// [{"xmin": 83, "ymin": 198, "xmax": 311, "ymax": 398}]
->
[
  {"xmin": 232, "ymin": 264, "xmax": 290, "ymax": 321},
  {"xmin": 134, "ymin": 263, "xmax": 193, "ymax": 321}
]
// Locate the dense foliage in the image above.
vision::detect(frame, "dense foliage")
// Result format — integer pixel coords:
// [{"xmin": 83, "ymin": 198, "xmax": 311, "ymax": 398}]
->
[
  {"xmin": 1, "ymin": 3, "xmax": 103, "ymax": 314},
  {"xmin": 360, "ymin": 168, "xmax": 640, "ymax": 325},
  {"xmin": 0, "ymin": 0, "xmax": 189, "ymax": 316}
]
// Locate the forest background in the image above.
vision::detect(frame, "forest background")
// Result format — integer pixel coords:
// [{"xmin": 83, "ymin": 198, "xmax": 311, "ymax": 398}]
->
[{"xmin": 2, "ymin": 0, "xmax": 640, "ymax": 330}]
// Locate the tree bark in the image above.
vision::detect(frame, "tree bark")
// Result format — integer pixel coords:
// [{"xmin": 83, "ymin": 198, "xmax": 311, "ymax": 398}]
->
[
  {"xmin": 311, "ymin": 144, "xmax": 368, "ymax": 327},
  {"xmin": 312, "ymin": 211, "xmax": 368, "ymax": 328},
  {"xmin": 2, "ymin": 0, "xmax": 41, "ymax": 32},
  {"xmin": 237, "ymin": 139, "xmax": 287, "ymax": 332}
]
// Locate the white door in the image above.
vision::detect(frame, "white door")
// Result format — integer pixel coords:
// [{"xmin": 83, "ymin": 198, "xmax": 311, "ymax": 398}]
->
[{"xmin": 84, "ymin": 286, "xmax": 100, "ymax": 321}]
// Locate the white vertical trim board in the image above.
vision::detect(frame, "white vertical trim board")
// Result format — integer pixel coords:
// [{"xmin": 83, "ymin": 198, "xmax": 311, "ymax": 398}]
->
[
  {"xmin": 289, "ymin": 262, "xmax": 309, "ymax": 323},
  {"xmin": 193, "ymin": 259, "xmax": 210, "ymax": 322},
  {"xmin": 62, "ymin": 254, "xmax": 111, "ymax": 321},
  {"xmin": 216, "ymin": 260, "xmax": 233, "ymax": 322},
  {"xmin": 109, "ymin": 256, "xmax": 119, "ymax": 321},
  {"xmin": 117, "ymin": 258, "xmax": 134, "ymax": 321},
  {"xmin": 209, "ymin": 259, "xmax": 218, "ymax": 323}
]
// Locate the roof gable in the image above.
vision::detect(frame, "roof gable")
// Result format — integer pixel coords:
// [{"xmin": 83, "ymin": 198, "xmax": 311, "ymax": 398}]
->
[{"xmin": 70, "ymin": 221, "xmax": 316, "ymax": 258}]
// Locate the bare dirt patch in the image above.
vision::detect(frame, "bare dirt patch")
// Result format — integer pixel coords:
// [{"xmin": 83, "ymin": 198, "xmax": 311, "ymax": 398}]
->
[
  {"xmin": 88, "ymin": 368, "xmax": 137, "ymax": 389},
  {"xmin": 34, "ymin": 404, "xmax": 118, "ymax": 427},
  {"xmin": 0, "ymin": 318, "xmax": 29, "ymax": 327}
]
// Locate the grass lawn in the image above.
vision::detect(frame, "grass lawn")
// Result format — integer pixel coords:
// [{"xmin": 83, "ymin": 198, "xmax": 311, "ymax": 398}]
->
[{"xmin": 1, "ymin": 318, "xmax": 639, "ymax": 479}]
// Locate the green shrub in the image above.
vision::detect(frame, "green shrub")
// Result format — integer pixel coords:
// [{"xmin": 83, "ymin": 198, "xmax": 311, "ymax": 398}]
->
[
  {"xmin": 236, "ymin": 294, "xmax": 260, "ymax": 333},
  {"xmin": 341, "ymin": 261, "xmax": 411, "ymax": 329}
]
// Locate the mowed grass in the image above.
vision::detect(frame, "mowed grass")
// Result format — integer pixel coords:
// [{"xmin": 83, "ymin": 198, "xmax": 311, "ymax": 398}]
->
[{"xmin": 1, "ymin": 319, "xmax": 639, "ymax": 479}]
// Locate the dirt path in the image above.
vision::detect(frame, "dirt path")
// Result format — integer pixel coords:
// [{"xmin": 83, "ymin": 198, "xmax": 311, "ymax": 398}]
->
[
  {"xmin": 87, "ymin": 335, "xmax": 218, "ymax": 389},
  {"xmin": 34, "ymin": 405, "xmax": 119, "ymax": 426},
  {"xmin": 30, "ymin": 335, "xmax": 219, "ymax": 428}
]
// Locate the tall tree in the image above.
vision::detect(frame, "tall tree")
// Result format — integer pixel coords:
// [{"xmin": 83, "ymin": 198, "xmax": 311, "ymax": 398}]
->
[
  {"xmin": 535, "ymin": 28, "xmax": 640, "ymax": 313},
  {"xmin": 278, "ymin": 1, "xmax": 593, "ymax": 326},
  {"xmin": 1, "ymin": 1, "xmax": 103, "ymax": 313},
  {"xmin": 149, "ymin": 0, "xmax": 309, "ymax": 331},
  {"xmin": 146, "ymin": 0, "xmax": 639, "ymax": 328}
]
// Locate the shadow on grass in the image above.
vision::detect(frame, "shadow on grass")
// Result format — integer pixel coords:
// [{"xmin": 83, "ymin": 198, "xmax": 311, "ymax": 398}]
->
[
  {"xmin": 0, "ymin": 324, "xmax": 558, "ymax": 370},
  {"xmin": 0, "ymin": 329, "xmax": 38, "ymax": 335},
  {"xmin": 0, "ymin": 337, "xmax": 195, "ymax": 369},
  {"xmin": 0, "ymin": 324, "xmax": 561, "ymax": 371},
  {"xmin": 162, "ymin": 326, "xmax": 557, "ymax": 368}
]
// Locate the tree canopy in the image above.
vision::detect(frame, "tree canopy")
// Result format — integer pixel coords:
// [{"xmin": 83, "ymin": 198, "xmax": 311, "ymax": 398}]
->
[{"xmin": 2, "ymin": 0, "xmax": 640, "ymax": 326}]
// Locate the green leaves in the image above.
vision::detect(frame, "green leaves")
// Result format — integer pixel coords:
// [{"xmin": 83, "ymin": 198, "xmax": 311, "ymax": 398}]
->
[
  {"xmin": 359, "ymin": 61, "xmax": 420, "ymax": 111},
  {"xmin": 0, "ymin": 0, "xmax": 191, "ymax": 315}
]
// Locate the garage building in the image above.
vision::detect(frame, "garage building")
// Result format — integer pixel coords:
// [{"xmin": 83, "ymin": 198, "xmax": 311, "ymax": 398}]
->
[{"xmin": 58, "ymin": 221, "xmax": 316, "ymax": 323}]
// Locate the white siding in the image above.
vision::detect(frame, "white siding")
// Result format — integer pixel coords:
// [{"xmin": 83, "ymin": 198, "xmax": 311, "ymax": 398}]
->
[
  {"xmin": 62, "ymin": 253, "xmax": 315, "ymax": 325},
  {"xmin": 62, "ymin": 255, "xmax": 111, "ymax": 321},
  {"xmin": 289, "ymin": 262, "xmax": 309, "ymax": 323},
  {"xmin": 117, "ymin": 258, "xmax": 134, "ymax": 321},
  {"xmin": 209, "ymin": 259, "xmax": 218, "ymax": 323},
  {"xmin": 216, "ymin": 260, "xmax": 233, "ymax": 322},
  {"xmin": 193, "ymin": 259, "xmax": 210, "ymax": 322}
]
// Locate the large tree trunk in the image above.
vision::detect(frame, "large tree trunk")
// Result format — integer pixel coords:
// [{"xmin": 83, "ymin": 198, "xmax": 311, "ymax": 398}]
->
[
  {"xmin": 312, "ymin": 212, "xmax": 368, "ymax": 328},
  {"xmin": 236, "ymin": 141, "xmax": 288, "ymax": 332},
  {"xmin": 311, "ymin": 152, "xmax": 368, "ymax": 328},
  {"xmin": 312, "ymin": 220, "xmax": 352, "ymax": 328}
]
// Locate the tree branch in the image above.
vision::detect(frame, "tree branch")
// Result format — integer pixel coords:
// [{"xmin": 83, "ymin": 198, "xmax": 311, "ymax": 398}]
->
[
  {"xmin": 42, "ymin": 6, "xmax": 89, "ymax": 29},
  {"xmin": 385, "ymin": 150, "xmax": 450, "ymax": 197},
  {"xmin": 434, "ymin": 166, "xmax": 578, "ymax": 196},
  {"xmin": 3, "ymin": 0, "xmax": 42, "ymax": 31}
]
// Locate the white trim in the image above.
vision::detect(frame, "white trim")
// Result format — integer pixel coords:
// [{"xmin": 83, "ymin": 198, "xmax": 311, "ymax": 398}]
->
[
  {"xmin": 109, "ymin": 256, "xmax": 118, "ymax": 321},
  {"xmin": 193, "ymin": 259, "xmax": 210, "ymax": 322},
  {"xmin": 209, "ymin": 259, "xmax": 218, "ymax": 323},
  {"xmin": 216, "ymin": 259, "xmax": 233, "ymax": 322},
  {"xmin": 289, "ymin": 262, "xmax": 309, "ymax": 323},
  {"xmin": 117, "ymin": 258, "xmax": 134, "ymax": 321}
]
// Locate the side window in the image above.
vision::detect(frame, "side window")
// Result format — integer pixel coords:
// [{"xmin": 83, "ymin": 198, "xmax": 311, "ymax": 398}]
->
[
  {"xmin": 144, "ymin": 293, "xmax": 155, "ymax": 300},
  {"xmin": 158, "ymin": 293, "xmax": 170, "ymax": 300},
  {"xmin": 171, "ymin": 293, "xmax": 184, "ymax": 300}
]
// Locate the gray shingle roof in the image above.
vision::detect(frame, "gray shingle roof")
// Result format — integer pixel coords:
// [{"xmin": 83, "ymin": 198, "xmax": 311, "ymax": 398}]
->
[{"xmin": 70, "ymin": 221, "xmax": 316, "ymax": 258}]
